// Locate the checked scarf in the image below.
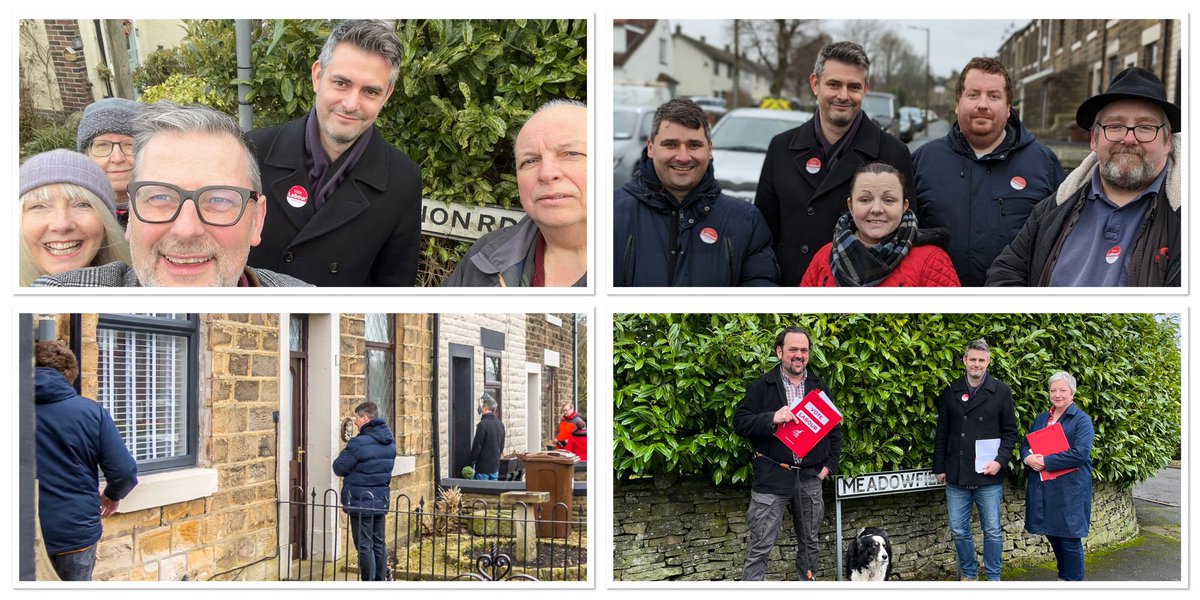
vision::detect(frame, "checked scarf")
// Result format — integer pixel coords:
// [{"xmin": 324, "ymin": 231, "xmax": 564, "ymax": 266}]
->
[{"xmin": 829, "ymin": 210, "xmax": 918, "ymax": 287}]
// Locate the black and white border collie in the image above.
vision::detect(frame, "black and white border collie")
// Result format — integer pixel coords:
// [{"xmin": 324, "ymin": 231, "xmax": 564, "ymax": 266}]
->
[{"xmin": 845, "ymin": 527, "xmax": 893, "ymax": 581}]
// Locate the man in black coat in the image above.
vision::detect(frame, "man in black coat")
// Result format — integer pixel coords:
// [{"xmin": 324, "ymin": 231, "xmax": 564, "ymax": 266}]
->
[
  {"xmin": 932, "ymin": 339, "xmax": 1017, "ymax": 581},
  {"xmin": 734, "ymin": 327, "xmax": 842, "ymax": 581},
  {"xmin": 468, "ymin": 394, "xmax": 506, "ymax": 479},
  {"xmin": 755, "ymin": 41, "xmax": 914, "ymax": 285},
  {"xmin": 247, "ymin": 20, "xmax": 422, "ymax": 287}
]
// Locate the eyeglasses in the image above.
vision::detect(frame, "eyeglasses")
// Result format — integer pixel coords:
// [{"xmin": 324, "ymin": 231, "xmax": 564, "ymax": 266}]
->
[
  {"xmin": 89, "ymin": 139, "xmax": 135, "ymax": 157},
  {"xmin": 1096, "ymin": 123, "xmax": 1166, "ymax": 143},
  {"xmin": 128, "ymin": 181, "xmax": 259, "ymax": 227}
]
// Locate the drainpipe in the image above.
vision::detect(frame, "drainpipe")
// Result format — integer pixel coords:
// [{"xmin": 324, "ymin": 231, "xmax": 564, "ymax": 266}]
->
[
  {"xmin": 431, "ymin": 314, "xmax": 441, "ymax": 489},
  {"xmin": 235, "ymin": 20, "xmax": 253, "ymax": 131},
  {"xmin": 572, "ymin": 314, "xmax": 579, "ymax": 409},
  {"xmin": 92, "ymin": 20, "xmax": 114, "ymax": 98}
]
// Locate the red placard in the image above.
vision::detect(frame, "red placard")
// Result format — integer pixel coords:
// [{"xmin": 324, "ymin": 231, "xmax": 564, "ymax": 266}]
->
[
  {"xmin": 1026, "ymin": 422, "xmax": 1079, "ymax": 482},
  {"xmin": 773, "ymin": 389, "xmax": 842, "ymax": 460}
]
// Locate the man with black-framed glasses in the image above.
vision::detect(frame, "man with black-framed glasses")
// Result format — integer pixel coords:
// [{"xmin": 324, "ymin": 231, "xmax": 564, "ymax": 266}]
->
[
  {"xmin": 988, "ymin": 67, "xmax": 1180, "ymax": 286},
  {"xmin": 33, "ymin": 103, "xmax": 312, "ymax": 287}
]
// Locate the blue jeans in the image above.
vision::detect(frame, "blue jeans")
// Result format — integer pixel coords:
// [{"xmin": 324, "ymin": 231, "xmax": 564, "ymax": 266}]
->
[
  {"xmin": 945, "ymin": 483, "xmax": 1003, "ymax": 580},
  {"xmin": 1047, "ymin": 536, "xmax": 1084, "ymax": 580},
  {"xmin": 51, "ymin": 544, "xmax": 97, "ymax": 581},
  {"xmin": 474, "ymin": 472, "xmax": 499, "ymax": 480},
  {"xmin": 349, "ymin": 512, "xmax": 387, "ymax": 581}
]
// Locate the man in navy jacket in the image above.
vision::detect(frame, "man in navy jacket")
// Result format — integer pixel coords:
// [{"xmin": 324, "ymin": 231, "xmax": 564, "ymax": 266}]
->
[
  {"xmin": 333, "ymin": 401, "xmax": 396, "ymax": 580},
  {"xmin": 35, "ymin": 341, "xmax": 137, "ymax": 581},
  {"xmin": 614, "ymin": 98, "xmax": 778, "ymax": 286}
]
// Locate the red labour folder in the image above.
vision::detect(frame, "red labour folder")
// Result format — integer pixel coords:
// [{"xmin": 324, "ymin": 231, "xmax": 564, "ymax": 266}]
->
[
  {"xmin": 1026, "ymin": 421, "xmax": 1078, "ymax": 482},
  {"xmin": 773, "ymin": 389, "xmax": 843, "ymax": 460}
]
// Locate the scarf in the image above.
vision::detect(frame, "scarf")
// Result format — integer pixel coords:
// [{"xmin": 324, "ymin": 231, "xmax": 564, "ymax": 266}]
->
[
  {"xmin": 829, "ymin": 210, "xmax": 918, "ymax": 287},
  {"xmin": 303, "ymin": 108, "xmax": 374, "ymax": 211}
]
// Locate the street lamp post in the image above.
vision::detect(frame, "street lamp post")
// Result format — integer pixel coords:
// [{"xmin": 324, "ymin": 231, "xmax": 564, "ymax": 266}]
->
[{"xmin": 908, "ymin": 25, "xmax": 931, "ymax": 130}]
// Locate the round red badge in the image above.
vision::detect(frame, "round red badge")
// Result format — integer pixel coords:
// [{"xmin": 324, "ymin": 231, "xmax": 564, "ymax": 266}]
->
[
  {"xmin": 286, "ymin": 185, "xmax": 309, "ymax": 208},
  {"xmin": 1106, "ymin": 245, "xmax": 1122, "ymax": 264},
  {"xmin": 1010, "ymin": 176, "xmax": 1027, "ymax": 191},
  {"xmin": 961, "ymin": 393, "xmax": 969, "ymax": 402},
  {"xmin": 806, "ymin": 157, "xmax": 822, "ymax": 174},
  {"xmin": 700, "ymin": 227, "xmax": 719, "ymax": 244}
]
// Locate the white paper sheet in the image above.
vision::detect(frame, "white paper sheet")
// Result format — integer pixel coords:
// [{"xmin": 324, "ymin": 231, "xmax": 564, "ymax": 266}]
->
[{"xmin": 975, "ymin": 438, "xmax": 1001, "ymax": 473}]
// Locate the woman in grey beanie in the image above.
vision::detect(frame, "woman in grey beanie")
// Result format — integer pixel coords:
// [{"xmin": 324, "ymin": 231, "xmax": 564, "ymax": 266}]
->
[
  {"xmin": 19, "ymin": 149, "xmax": 131, "ymax": 285},
  {"xmin": 77, "ymin": 97, "xmax": 140, "ymax": 223}
]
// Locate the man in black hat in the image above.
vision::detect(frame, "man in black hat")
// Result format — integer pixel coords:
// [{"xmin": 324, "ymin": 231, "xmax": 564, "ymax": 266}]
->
[{"xmin": 987, "ymin": 67, "xmax": 1180, "ymax": 286}]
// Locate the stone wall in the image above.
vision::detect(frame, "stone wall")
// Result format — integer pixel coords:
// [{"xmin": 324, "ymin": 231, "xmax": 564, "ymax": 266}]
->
[
  {"xmin": 613, "ymin": 474, "xmax": 1136, "ymax": 581},
  {"xmin": 525, "ymin": 313, "xmax": 580, "ymax": 448},
  {"xmin": 68, "ymin": 314, "xmax": 282, "ymax": 581}
]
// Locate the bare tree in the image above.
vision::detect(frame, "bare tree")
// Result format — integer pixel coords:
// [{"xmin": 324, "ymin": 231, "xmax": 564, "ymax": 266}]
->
[
  {"xmin": 838, "ymin": 19, "xmax": 886, "ymax": 64},
  {"xmin": 737, "ymin": 19, "xmax": 821, "ymax": 96}
]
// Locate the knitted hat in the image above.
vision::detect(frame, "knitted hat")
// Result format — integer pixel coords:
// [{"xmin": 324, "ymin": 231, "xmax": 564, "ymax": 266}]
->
[
  {"xmin": 20, "ymin": 149, "xmax": 117, "ymax": 214},
  {"xmin": 75, "ymin": 97, "xmax": 141, "ymax": 152}
]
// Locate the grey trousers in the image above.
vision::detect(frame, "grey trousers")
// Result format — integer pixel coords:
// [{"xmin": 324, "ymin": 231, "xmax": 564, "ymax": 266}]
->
[{"xmin": 743, "ymin": 474, "xmax": 824, "ymax": 581}]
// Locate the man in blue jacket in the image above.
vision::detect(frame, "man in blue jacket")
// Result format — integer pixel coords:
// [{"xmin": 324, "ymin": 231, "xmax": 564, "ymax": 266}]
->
[
  {"xmin": 333, "ymin": 401, "xmax": 396, "ymax": 581},
  {"xmin": 34, "ymin": 340, "xmax": 138, "ymax": 581},
  {"xmin": 614, "ymin": 98, "xmax": 778, "ymax": 286},
  {"xmin": 913, "ymin": 57, "xmax": 1064, "ymax": 286}
]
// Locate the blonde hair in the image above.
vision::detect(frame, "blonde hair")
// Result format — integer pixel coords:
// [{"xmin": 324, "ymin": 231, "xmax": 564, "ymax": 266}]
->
[{"xmin": 19, "ymin": 183, "xmax": 131, "ymax": 285}]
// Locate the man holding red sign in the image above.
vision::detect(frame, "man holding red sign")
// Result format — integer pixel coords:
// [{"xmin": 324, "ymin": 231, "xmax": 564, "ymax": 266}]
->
[{"xmin": 734, "ymin": 326, "xmax": 843, "ymax": 581}]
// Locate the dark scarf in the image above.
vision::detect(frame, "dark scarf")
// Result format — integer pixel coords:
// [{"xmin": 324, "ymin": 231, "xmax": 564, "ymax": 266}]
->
[
  {"xmin": 829, "ymin": 210, "xmax": 918, "ymax": 287},
  {"xmin": 814, "ymin": 110, "xmax": 865, "ymax": 172},
  {"xmin": 303, "ymin": 108, "xmax": 374, "ymax": 211}
]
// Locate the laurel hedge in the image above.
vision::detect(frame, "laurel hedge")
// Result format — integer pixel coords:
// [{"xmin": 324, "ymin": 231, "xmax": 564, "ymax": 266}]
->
[{"xmin": 613, "ymin": 313, "xmax": 1180, "ymax": 486}]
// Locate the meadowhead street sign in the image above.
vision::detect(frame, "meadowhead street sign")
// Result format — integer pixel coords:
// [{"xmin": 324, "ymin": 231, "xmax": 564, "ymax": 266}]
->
[
  {"xmin": 421, "ymin": 199, "xmax": 526, "ymax": 242},
  {"xmin": 835, "ymin": 468, "xmax": 945, "ymax": 499}
]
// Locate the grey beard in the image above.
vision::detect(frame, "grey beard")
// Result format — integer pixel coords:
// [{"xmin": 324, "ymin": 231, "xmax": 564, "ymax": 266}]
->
[{"xmin": 1100, "ymin": 153, "xmax": 1158, "ymax": 192}]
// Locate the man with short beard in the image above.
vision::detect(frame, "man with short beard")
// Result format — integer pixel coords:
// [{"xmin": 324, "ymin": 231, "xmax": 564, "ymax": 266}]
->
[
  {"xmin": 913, "ymin": 57, "xmax": 1063, "ymax": 286},
  {"xmin": 755, "ymin": 41, "xmax": 913, "ymax": 284},
  {"xmin": 988, "ymin": 67, "xmax": 1180, "ymax": 286},
  {"xmin": 247, "ymin": 20, "xmax": 422, "ymax": 287},
  {"xmin": 33, "ymin": 102, "xmax": 312, "ymax": 288}
]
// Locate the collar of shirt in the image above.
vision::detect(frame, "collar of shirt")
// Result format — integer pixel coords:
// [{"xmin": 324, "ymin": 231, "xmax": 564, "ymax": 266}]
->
[{"xmin": 780, "ymin": 367, "xmax": 808, "ymax": 408}]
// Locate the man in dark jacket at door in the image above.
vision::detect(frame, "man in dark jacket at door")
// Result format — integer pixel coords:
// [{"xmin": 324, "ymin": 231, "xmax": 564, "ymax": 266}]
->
[
  {"xmin": 34, "ymin": 340, "xmax": 138, "ymax": 581},
  {"xmin": 468, "ymin": 393, "xmax": 506, "ymax": 479},
  {"xmin": 755, "ymin": 41, "xmax": 914, "ymax": 285},
  {"xmin": 247, "ymin": 20, "xmax": 422, "ymax": 286},
  {"xmin": 734, "ymin": 327, "xmax": 842, "ymax": 581},
  {"xmin": 933, "ymin": 339, "xmax": 1017, "ymax": 581},
  {"xmin": 987, "ymin": 67, "xmax": 1180, "ymax": 287},
  {"xmin": 614, "ymin": 98, "xmax": 778, "ymax": 286},
  {"xmin": 333, "ymin": 401, "xmax": 396, "ymax": 581},
  {"xmin": 913, "ymin": 57, "xmax": 1064, "ymax": 286}
]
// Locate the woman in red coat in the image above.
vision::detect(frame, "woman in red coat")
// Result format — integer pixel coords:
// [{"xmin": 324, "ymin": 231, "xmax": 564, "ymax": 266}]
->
[{"xmin": 802, "ymin": 162, "xmax": 960, "ymax": 287}]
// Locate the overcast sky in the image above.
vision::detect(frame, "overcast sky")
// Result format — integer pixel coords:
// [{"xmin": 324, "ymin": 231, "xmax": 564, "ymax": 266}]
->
[{"xmin": 676, "ymin": 19, "xmax": 1031, "ymax": 79}]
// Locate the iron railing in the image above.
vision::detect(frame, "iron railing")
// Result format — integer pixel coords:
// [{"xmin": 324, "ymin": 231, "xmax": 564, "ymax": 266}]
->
[{"xmin": 279, "ymin": 488, "xmax": 586, "ymax": 582}]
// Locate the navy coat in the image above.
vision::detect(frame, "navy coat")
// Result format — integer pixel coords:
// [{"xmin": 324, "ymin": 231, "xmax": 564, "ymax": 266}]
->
[
  {"xmin": 912, "ymin": 110, "xmax": 1064, "ymax": 286},
  {"xmin": 35, "ymin": 367, "xmax": 138, "ymax": 555},
  {"xmin": 933, "ymin": 373, "xmax": 1018, "ymax": 486},
  {"xmin": 615, "ymin": 149, "xmax": 779, "ymax": 287},
  {"xmin": 1022, "ymin": 403, "xmax": 1094, "ymax": 537},
  {"xmin": 333, "ymin": 419, "xmax": 396, "ymax": 514},
  {"xmin": 247, "ymin": 115, "xmax": 423, "ymax": 287}
]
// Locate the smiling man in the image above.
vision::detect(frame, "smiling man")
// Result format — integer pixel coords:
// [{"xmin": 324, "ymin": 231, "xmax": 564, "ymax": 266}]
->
[
  {"xmin": 614, "ymin": 98, "xmax": 777, "ymax": 286},
  {"xmin": 33, "ymin": 103, "xmax": 311, "ymax": 288},
  {"xmin": 913, "ymin": 57, "xmax": 1063, "ymax": 286},
  {"xmin": 443, "ymin": 100, "xmax": 588, "ymax": 287},
  {"xmin": 247, "ymin": 19, "xmax": 422, "ymax": 287},
  {"xmin": 988, "ymin": 67, "xmax": 1181, "ymax": 286},
  {"xmin": 755, "ymin": 41, "xmax": 913, "ymax": 285}
]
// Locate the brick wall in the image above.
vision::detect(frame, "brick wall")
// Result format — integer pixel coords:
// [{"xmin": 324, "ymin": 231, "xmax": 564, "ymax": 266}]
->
[
  {"xmin": 43, "ymin": 20, "xmax": 95, "ymax": 113},
  {"xmin": 613, "ymin": 474, "xmax": 1137, "ymax": 581}
]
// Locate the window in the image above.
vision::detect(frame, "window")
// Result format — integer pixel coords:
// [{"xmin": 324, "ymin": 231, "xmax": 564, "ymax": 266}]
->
[
  {"xmin": 1144, "ymin": 42, "xmax": 1158, "ymax": 70},
  {"xmin": 543, "ymin": 365, "xmax": 559, "ymax": 449},
  {"xmin": 94, "ymin": 314, "xmax": 199, "ymax": 473},
  {"xmin": 364, "ymin": 314, "xmax": 395, "ymax": 430},
  {"xmin": 484, "ymin": 349, "xmax": 502, "ymax": 418},
  {"xmin": 659, "ymin": 38, "xmax": 667, "ymax": 65}
]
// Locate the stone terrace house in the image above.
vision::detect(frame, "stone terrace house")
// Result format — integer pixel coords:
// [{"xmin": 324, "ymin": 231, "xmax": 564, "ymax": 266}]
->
[{"xmin": 26, "ymin": 312, "xmax": 585, "ymax": 581}]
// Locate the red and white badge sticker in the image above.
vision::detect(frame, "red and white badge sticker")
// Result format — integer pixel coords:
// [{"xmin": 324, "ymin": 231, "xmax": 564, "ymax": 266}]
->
[
  {"xmin": 286, "ymin": 185, "xmax": 309, "ymax": 208},
  {"xmin": 1010, "ymin": 176, "xmax": 1027, "ymax": 191},
  {"xmin": 961, "ymin": 393, "xmax": 969, "ymax": 402},
  {"xmin": 806, "ymin": 157, "xmax": 822, "ymax": 174},
  {"xmin": 1106, "ymin": 245, "xmax": 1122, "ymax": 264},
  {"xmin": 700, "ymin": 227, "xmax": 719, "ymax": 244}
]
